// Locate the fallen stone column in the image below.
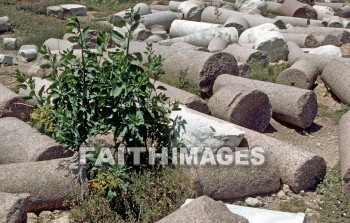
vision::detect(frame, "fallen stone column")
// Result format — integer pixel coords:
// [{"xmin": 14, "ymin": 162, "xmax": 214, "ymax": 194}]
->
[
  {"xmin": 18, "ymin": 45, "xmax": 38, "ymax": 62},
  {"xmin": 178, "ymin": 0, "xmax": 204, "ymax": 21},
  {"xmin": 153, "ymin": 80, "xmax": 210, "ymax": 114},
  {"xmin": 208, "ymin": 37, "xmax": 228, "ymax": 52},
  {"xmin": 276, "ymin": 59, "xmax": 320, "ymax": 89},
  {"xmin": 140, "ymin": 11, "xmax": 178, "ymax": 31},
  {"xmin": 321, "ymin": 59, "xmax": 350, "ymax": 105},
  {"xmin": 0, "ymin": 157, "xmax": 87, "ymax": 212},
  {"xmin": 275, "ymin": 16, "xmax": 310, "ymax": 27},
  {"xmin": 169, "ymin": 0, "xmax": 181, "ymax": 11},
  {"xmin": 133, "ymin": 28, "xmax": 153, "ymax": 41},
  {"xmin": 238, "ymin": 24, "xmax": 288, "ymax": 62},
  {"xmin": 309, "ymin": 45, "xmax": 342, "ymax": 57},
  {"xmin": 208, "ymin": 86, "xmax": 272, "ymax": 132},
  {"xmin": 224, "ymin": 16, "xmax": 250, "ymax": 35},
  {"xmin": 280, "ymin": 26, "xmax": 350, "ymax": 45},
  {"xmin": 223, "ymin": 43, "xmax": 269, "ymax": 64},
  {"xmin": 109, "ymin": 3, "xmax": 151, "ymax": 23},
  {"xmin": 213, "ymin": 74, "xmax": 318, "ymax": 129},
  {"xmin": 336, "ymin": 6, "xmax": 350, "ymax": 18},
  {"xmin": 236, "ymin": 0, "xmax": 268, "ymax": 14},
  {"xmin": 201, "ymin": 6, "xmax": 286, "ymax": 28},
  {"xmin": 313, "ymin": 5, "xmax": 334, "ymax": 20},
  {"xmin": 174, "ymin": 107, "xmax": 326, "ymax": 193},
  {"xmin": 160, "ymin": 27, "xmax": 238, "ymax": 47},
  {"xmin": 328, "ymin": 15, "xmax": 343, "ymax": 27},
  {"xmin": 0, "ymin": 16, "xmax": 11, "ymax": 32},
  {"xmin": 129, "ymin": 42, "xmax": 239, "ymax": 97},
  {"xmin": 169, "ymin": 20, "xmax": 221, "ymax": 38},
  {"xmin": 0, "ymin": 83, "xmax": 32, "ymax": 121},
  {"xmin": 0, "ymin": 117, "xmax": 71, "ymax": 164},
  {"xmin": 315, "ymin": 2, "xmax": 343, "ymax": 11},
  {"xmin": 309, "ymin": 19, "xmax": 326, "ymax": 27},
  {"xmin": 149, "ymin": 4, "xmax": 170, "ymax": 11},
  {"xmin": 0, "ymin": 192, "xmax": 29, "ymax": 223},
  {"xmin": 287, "ymin": 41, "xmax": 350, "ymax": 71},
  {"xmin": 266, "ymin": 2, "xmax": 281, "ymax": 14},
  {"xmin": 171, "ymin": 105, "xmax": 245, "ymax": 149},
  {"xmin": 281, "ymin": 33, "xmax": 318, "ymax": 48},
  {"xmin": 339, "ymin": 110, "xmax": 350, "ymax": 196},
  {"xmin": 315, "ymin": 34, "xmax": 341, "ymax": 46},
  {"xmin": 278, "ymin": 0, "xmax": 318, "ymax": 19}
]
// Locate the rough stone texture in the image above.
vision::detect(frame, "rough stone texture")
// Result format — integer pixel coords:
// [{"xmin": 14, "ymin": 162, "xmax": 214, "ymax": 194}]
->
[
  {"xmin": 169, "ymin": 0, "xmax": 182, "ymax": 11},
  {"xmin": 223, "ymin": 43, "xmax": 269, "ymax": 64},
  {"xmin": 43, "ymin": 38, "xmax": 79, "ymax": 51},
  {"xmin": 224, "ymin": 16, "xmax": 250, "ymax": 35},
  {"xmin": 0, "ymin": 117, "xmax": 72, "ymax": 164},
  {"xmin": 160, "ymin": 27, "xmax": 238, "ymax": 48},
  {"xmin": 0, "ymin": 54, "xmax": 16, "ymax": 66},
  {"xmin": 314, "ymin": 2, "xmax": 343, "ymax": 11},
  {"xmin": 309, "ymin": 45, "xmax": 342, "ymax": 57},
  {"xmin": 169, "ymin": 20, "xmax": 221, "ymax": 38},
  {"xmin": 170, "ymin": 106, "xmax": 245, "ymax": 149},
  {"xmin": 153, "ymin": 80, "xmax": 210, "ymax": 114},
  {"xmin": 277, "ymin": 59, "xmax": 320, "ymax": 89},
  {"xmin": 0, "ymin": 83, "xmax": 32, "ymax": 122},
  {"xmin": 315, "ymin": 35, "xmax": 340, "ymax": 46},
  {"xmin": 275, "ymin": 16, "xmax": 310, "ymax": 27},
  {"xmin": 238, "ymin": 62, "xmax": 251, "ymax": 77},
  {"xmin": 214, "ymin": 75, "xmax": 318, "ymax": 129},
  {"xmin": 18, "ymin": 45, "xmax": 38, "ymax": 62},
  {"xmin": 321, "ymin": 59, "xmax": 350, "ymax": 104},
  {"xmin": 339, "ymin": 111, "xmax": 350, "ymax": 196},
  {"xmin": 238, "ymin": 24, "xmax": 288, "ymax": 62},
  {"xmin": 0, "ymin": 156, "xmax": 87, "ymax": 212},
  {"xmin": 157, "ymin": 196, "xmax": 249, "ymax": 223},
  {"xmin": 133, "ymin": 28, "xmax": 153, "ymax": 41},
  {"xmin": 337, "ymin": 6, "xmax": 350, "ymax": 18},
  {"xmin": 0, "ymin": 192, "xmax": 30, "ymax": 223},
  {"xmin": 3, "ymin": 37, "xmax": 17, "ymax": 50},
  {"xmin": 237, "ymin": 0, "xmax": 268, "ymax": 14},
  {"xmin": 341, "ymin": 43, "xmax": 350, "ymax": 57},
  {"xmin": 129, "ymin": 42, "xmax": 239, "ymax": 97},
  {"xmin": 201, "ymin": 6, "xmax": 286, "ymax": 29},
  {"xmin": 208, "ymin": 86, "xmax": 272, "ymax": 132},
  {"xmin": 109, "ymin": 3, "xmax": 151, "ymax": 23},
  {"xmin": 328, "ymin": 15, "xmax": 343, "ymax": 27},
  {"xmin": 0, "ymin": 16, "xmax": 11, "ymax": 32},
  {"xmin": 208, "ymin": 37, "xmax": 228, "ymax": 52},
  {"xmin": 281, "ymin": 33, "xmax": 318, "ymax": 48},
  {"xmin": 267, "ymin": 1, "xmax": 281, "ymax": 14},
  {"xmin": 178, "ymin": 0, "xmax": 204, "ymax": 21},
  {"xmin": 278, "ymin": 0, "xmax": 318, "ymax": 19},
  {"xmin": 313, "ymin": 5, "xmax": 334, "ymax": 19},
  {"xmin": 141, "ymin": 11, "xmax": 178, "ymax": 31}
]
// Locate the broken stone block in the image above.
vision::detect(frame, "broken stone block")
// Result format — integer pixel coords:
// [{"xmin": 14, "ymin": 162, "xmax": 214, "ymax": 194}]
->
[
  {"xmin": 43, "ymin": 38, "xmax": 79, "ymax": 51},
  {"xmin": 0, "ymin": 16, "xmax": 11, "ymax": 32},
  {"xmin": 0, "ymin": 54, "xmax": 16, "ymax": 66},
  {"xmin": 18, "ymin": 45, "xmax": 38, "ymax": 62},
  {"xmin": 157, "ymin": 196, "xmax": 249, "ymax": 223},
  {"xmin": 0, "ymin": 156, "xmax": 87, "ymax": 212},
  {"xmin": 208, "ymin": 86, "xmax": 272, "ymax": 132},
  {"xmin": 3, "ymin": 37, "xmax": 17, "ymax": 50},
  {"xmin": 224, "ymin": 17, "xmax": 250, "ymax": 35},
  {"xmin": 0, "ymin": 117, "xmax": 72, "ymax": 164},
  {"xmin": 0, "ymin": 192, "xmax": 30, "ymax": 223},
  {"xmin": 275, "ymin": 16, "xmax": 310, "ymax": 27},
  {"xmin": 170, "ymin": 105, "xmax": 245, "ymax": 149},
  {"xmin": 47, "ymin": 4, "xmax": 87, "ymax": 19},
  {"xmin": 214, "ymin": 75, "xmax": 318, "ymax": 129}
]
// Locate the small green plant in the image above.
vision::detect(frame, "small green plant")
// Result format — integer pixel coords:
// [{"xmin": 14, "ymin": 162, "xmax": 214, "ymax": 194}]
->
[
  {"xmin": 317, "ymin": 163, "xmax": 350, "ymax": 223},
  {"xmin": 279, "ymin": 197, "xmax": 311, "ymax": 213},
  {"xmin": 248, "ymin": 61, "xmax": 286, "ymax": 83},
  {"xmin": 178, "ymin": 68, "xmax": 189, "ymax": 89}
]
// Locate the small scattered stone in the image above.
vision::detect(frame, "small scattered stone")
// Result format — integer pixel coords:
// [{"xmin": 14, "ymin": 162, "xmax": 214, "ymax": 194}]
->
[
  {"xmin": 300, "ymin": 190, "xmax": 306, "ymax": 196},
  {"xmin": 0, "ymin": 54, "xmax": 16, "ymax": 66},
  {"xmin": 316, "ymin": 142, "xmax": 321, "ymax": 147},
  {"xmin": 282, "ymin": 184, "xmax": 291, "ymax": 194},
  {"xmin": 3, "ymin": 37, "xmax": 17, "ymax": 50},
  {"xmin": 277, "ymin": 190, "xmax": 286, "ymax": 199},
  {"xmin": 245, "ymin": 197, "xmax": 263, "ymax": 207},
  {"xmin": 39, "ymin": 211, "xmax": 53, "ymax": 220}
]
